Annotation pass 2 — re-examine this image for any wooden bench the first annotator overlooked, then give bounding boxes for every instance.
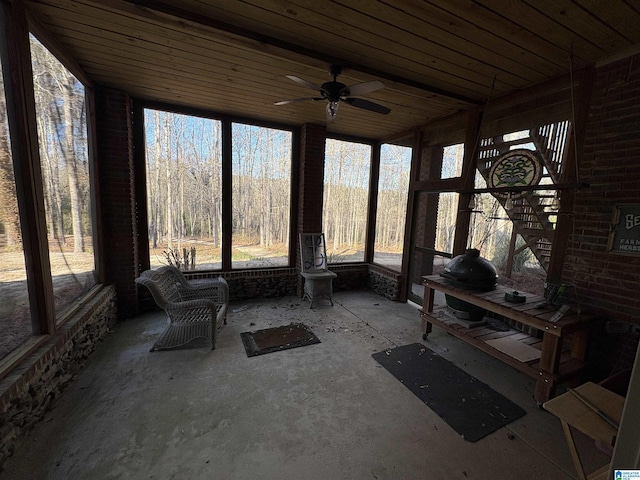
[420,275,593,404]
[136,266,229,351]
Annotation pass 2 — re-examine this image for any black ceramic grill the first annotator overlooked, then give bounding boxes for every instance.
[441,248,498,291]
[440,249,498,321]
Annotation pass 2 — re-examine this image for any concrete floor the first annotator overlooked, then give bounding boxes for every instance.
[1,290,610,479]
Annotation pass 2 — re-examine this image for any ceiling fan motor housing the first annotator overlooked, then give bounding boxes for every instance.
[321,81,347,101]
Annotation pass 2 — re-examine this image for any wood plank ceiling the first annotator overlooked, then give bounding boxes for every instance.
[25,0,640,140]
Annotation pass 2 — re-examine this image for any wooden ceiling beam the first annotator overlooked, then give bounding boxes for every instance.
[116,0,482,105]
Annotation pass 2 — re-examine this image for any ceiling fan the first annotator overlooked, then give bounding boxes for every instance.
[275,65,391,121]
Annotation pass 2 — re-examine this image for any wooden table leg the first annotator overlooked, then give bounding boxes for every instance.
[421,286,435,339]
[535,374,556,404]
[421,315,433,339]
[535,332,562,403]
[540,332,562,373]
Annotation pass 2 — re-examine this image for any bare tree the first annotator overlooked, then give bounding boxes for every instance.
[324,139,370,259]
[375,144,410,255]
[0,76,22,248]
[144,110,292,268]
[30,36,89,253]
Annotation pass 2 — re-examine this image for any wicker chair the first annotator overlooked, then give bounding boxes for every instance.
[299,233,337,308]
[135,266,229,351]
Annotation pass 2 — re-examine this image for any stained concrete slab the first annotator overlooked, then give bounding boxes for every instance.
[1,291,605,479]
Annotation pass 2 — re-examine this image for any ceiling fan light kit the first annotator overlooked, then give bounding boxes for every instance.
[326,101,339,121]
[275,64,390,121]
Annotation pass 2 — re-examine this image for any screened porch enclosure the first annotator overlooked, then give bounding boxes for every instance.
[143,109,293,271]
[137,105,415,277]
[406,94,576,305]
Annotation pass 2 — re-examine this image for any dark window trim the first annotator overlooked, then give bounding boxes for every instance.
[134,100,298,272]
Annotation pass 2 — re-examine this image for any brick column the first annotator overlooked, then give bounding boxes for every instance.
[296,124,327,294]
[298,123,327,234]
[94,87,139,318]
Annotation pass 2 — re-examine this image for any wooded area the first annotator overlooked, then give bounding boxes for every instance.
[31,35,92,255]
[0,64,21,249]
[0,54,32,360]
[146,111,223,253]
[373,144,412,267]
[323,139,370,261]
[0,36,94,268]
[232,124,291,254]
[30,35,96,314]
[145,112,413,270]
[145,110,293,269]
[1,34,96,358]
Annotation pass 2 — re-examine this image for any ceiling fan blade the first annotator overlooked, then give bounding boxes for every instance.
[274,97,323,105]
[344,97,391,114]
[340,80,385,97]
[286,75,326,93]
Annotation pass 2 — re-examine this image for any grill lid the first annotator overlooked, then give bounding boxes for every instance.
[440,248,498,291]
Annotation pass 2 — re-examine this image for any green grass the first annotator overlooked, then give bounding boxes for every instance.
[231,249,255,261]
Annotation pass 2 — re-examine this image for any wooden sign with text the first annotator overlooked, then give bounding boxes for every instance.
[608,204,640,255]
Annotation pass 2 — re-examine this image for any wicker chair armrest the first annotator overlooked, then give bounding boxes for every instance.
[179,277,229,304]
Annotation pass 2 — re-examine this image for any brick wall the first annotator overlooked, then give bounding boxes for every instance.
[0,286,117,468]
[563,54,640,377]
[297,123,327,236]
[95,87,139,318]
[331,263,369,292]
[297,124,327,296]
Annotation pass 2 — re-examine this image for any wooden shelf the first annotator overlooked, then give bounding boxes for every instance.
[421,307,584,383]
[420,275,594,403]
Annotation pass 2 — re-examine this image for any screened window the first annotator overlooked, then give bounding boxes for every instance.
[407,142,463,303]
[408,191,459,302]
[441,143,464,179]
[231,123,291,268]
[323,139,371,263]
[0,54,32,360]
[144,111,292,270]
[144,109,223,270]
[373,143,411,270]
[435,192,459,255]
[471,122,570,285]
[30,35,96,320]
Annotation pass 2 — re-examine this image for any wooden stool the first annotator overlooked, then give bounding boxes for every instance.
[544,382,624,480]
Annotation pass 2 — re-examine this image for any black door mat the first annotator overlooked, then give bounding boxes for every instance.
[240,323,320,357]
[372,343,526,442]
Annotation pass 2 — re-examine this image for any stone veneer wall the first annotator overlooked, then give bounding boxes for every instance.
[186,268,298,301]
[0,286,117,467]
[188,264,393,302]
[367,265,402,301]
[189,263,398,304]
